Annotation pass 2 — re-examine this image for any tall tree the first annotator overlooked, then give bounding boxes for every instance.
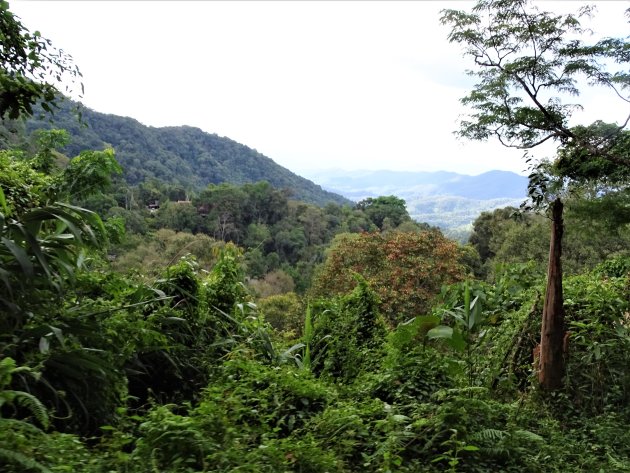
[441,0,629,389]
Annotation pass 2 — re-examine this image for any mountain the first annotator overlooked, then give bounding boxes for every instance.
[304,169,527,200]
[24,101,351,207]
[302,169,529,234]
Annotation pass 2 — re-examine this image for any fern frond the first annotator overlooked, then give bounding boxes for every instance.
[0,447,52,473]
[481,446,511,458]
[511,429,543,443]
[13,390,49,429]
[607,452,630,471]
[0,417,44,435]
[472,428,507,442]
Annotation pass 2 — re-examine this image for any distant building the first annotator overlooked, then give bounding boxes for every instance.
[147,200,160,213]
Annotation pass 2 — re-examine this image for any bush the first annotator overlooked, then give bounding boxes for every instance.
[130,358,335,472]
[562,272,630,413]
[257,292,305,337]
[310,276,387,382]
[370,317,456,408]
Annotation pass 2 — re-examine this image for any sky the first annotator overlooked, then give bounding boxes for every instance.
[9,1,630,177]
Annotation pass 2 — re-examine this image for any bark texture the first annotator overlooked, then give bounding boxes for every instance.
[539,198,565,390]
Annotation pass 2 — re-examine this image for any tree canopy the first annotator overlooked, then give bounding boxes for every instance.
[0,1,82,119]
[356,195,411,230]
[441,0,629,160]
[311,230,466,325]
[3,2,630,471]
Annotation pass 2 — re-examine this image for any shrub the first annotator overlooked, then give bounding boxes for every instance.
[310,276,387,382]
[257,292,305,337]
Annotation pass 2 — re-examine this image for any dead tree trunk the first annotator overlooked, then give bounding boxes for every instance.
[538,198,565,390]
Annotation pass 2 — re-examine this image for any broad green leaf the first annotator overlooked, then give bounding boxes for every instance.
[414,315,441,335]
[427,325,454,340]
[446,328,467,352]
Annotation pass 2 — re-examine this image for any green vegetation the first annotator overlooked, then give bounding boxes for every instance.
[442,0,629,389]
[23,100,350,207]
[1,0,630,471]
[0,0,82,121]
[474,204,630,275]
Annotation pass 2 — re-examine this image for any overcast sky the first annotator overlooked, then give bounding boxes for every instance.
[10,1,630,177]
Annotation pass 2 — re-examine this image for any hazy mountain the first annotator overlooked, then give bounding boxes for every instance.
[25,102,351,207]
[304,169,527,200]
[302,169,529,235]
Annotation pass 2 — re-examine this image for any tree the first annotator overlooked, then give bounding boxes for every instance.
[298,205,328,246]
[442,0,629,389]
[469,206,519,265]
[156,200,200,233]
[356,196,411,230]
[0,1,82,119]
[311,231,465,325]
[194,183,248,242]
[441,0,629,155]
[257,292,304,336]
[469,201,630,278]
[242,181,289,225]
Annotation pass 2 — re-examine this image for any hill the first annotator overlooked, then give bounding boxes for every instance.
[25,101,351,206]
[304,169,527,200]
[302,169,529,235]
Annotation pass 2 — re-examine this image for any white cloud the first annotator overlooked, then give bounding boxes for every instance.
[9,1,629,177]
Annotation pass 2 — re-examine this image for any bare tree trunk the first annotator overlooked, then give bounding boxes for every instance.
[539,198,565,390]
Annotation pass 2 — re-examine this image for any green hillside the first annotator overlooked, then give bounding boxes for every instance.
[25,100,350,206]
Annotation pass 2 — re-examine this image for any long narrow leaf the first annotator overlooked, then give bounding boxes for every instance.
[1,237,33,276]
[13,223,54,282]
[57,202,105,243]
[0,187,8,215]
[0,267,13,298]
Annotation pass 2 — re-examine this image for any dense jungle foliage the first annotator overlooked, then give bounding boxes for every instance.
[2,0,630,471]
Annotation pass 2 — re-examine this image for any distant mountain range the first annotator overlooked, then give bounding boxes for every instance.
[24,101,350,206]
[302,169,529,235]
[304,169,527,200]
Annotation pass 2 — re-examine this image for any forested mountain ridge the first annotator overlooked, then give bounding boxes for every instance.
[25,100,351,206]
